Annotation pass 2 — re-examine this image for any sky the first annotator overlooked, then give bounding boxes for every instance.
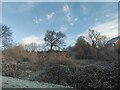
[2,2,118,46]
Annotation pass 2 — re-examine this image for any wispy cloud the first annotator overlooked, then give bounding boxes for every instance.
[63,4,69,13]
[63,4,78,26]
[33,12,55,24]
[81,4,87,14]
[105,14,110,17]
[46,12,55,20]
[59,26,68,32]
[78,18,118,40]
[91,19,118,38]
[33,16,43,24]
[22,35,44,45]
[78,9,118,39]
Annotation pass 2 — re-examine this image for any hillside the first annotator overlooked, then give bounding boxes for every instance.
[1,76,71,88]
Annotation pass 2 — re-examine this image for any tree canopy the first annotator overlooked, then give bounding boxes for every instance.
[44,30,66,51]
[0,25,13,47]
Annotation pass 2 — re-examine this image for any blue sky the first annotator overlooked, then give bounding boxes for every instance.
[2,2,118,46]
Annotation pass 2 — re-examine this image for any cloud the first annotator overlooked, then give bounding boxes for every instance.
[105,14,110,17]
[81,5,87,14]
[39,18,43,22]
[77,33,88,38]
[65,34,77,46]
[46,12,55,20]
[91,19,118,38]
[22,35,44,45]
[63,4,78,26]
[79,19,118,40]
[33,12,55,24]
[63,4,70,13]
[77,9,118,41]
[33,17,39,24]
[59,26,68,32]
[74,18,78,21]
[33,16,43,24]
[63,4,71,25]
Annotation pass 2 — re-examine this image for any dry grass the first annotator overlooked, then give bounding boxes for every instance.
[2,44,119,89]
[2,45,75,78]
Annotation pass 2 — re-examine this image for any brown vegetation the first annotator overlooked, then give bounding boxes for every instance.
[2,43,119,89]
[1,27,119,89]
[69,37,118,61]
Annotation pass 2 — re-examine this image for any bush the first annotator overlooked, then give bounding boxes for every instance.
[35,62,119,89]
[2,45,41,77]
[69,37,91,59]
[2,44,119,89]
[97,46,118,61]
[2,64,23,77]
[36,52,75,68]
[74,64,119,89]
[25,52,76,84]
[69,37,118,61]
[35,65,76,85]
[2,45,30,63]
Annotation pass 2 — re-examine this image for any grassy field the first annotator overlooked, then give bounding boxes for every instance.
[2,76,71,88]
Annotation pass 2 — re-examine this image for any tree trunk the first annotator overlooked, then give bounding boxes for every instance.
[50,40,53,51]
[50,45,53,51]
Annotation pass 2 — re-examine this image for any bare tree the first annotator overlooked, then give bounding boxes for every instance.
[24,43,37,52]
[89,29,101,47]
[0,25,12,47]
[44,30,66,51]
[89,29,108,47]
[98,35,108,47]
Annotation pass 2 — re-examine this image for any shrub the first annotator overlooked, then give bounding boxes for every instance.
[35,62,119,89]
[69,37,93,59]
[2,64,22,77]
[69,37,118,61]
[2,45,30,63]
[35,65,76,85]
[97,46,118,61]
[74,64,119,89]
